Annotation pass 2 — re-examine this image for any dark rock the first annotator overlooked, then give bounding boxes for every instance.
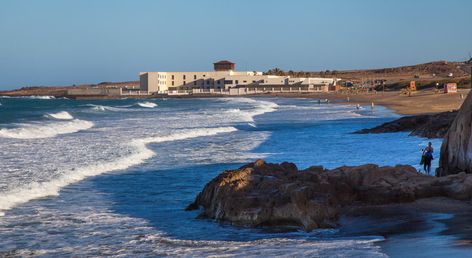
[187,160,472,231]
[438,92,472,176]
[354,111,457,138]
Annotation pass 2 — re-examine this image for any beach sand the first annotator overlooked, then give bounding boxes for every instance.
[267,89,469,115]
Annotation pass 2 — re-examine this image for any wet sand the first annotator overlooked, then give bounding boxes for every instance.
[339,197,472,257]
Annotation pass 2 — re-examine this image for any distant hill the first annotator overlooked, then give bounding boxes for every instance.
[266,60,471,90]
[0,81,139,97]
[1,60,470,96]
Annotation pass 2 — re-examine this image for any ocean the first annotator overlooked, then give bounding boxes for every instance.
[0,96,448,257]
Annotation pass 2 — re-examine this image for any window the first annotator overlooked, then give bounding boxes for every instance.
[172,81,174,86]
[224,80,233,84]
[183,75,186,79]
[172,75,174,79]
[194,75,197,79]
[252,80,256,83]
[206,80,210,85]
[203,75,206,77]
[183,81,186,85]
[235,80,239,84]
[194,81,197,86]
[217,81,220,85]
[243,80,247,83]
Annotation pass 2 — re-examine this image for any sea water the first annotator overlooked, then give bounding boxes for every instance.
[0,97,443,257]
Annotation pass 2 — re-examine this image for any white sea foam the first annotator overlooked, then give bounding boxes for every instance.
[24,95,56,99]
[0,95,55,99]
[137,102,158,108]
[86,104,128,112]
[45,111,74,120]
[222,98,279,122]
[141,235,387,257]
[0,119,94,139]
[0,126,237,213]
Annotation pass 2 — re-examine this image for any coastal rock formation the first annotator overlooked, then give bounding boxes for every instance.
[354,111,457,138]
[187,160,472,231]
[438,92,472,176]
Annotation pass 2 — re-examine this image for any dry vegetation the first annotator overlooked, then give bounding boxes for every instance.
[266,60,472,90]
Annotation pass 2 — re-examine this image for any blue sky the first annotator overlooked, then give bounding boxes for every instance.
[0,0,471,89]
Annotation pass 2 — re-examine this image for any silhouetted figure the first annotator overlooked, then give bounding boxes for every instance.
[422,142,434,175]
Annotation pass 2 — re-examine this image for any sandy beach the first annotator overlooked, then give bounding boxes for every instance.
[267,89,469,115]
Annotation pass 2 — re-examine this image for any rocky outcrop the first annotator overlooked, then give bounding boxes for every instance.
[187,160,472,231]
[354,111,457,138]
[438,92,472,176]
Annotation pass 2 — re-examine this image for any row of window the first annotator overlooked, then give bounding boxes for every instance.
[170,74,208,80]
[167,79,268,86]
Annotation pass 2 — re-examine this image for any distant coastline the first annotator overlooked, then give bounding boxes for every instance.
[1,60,470,115]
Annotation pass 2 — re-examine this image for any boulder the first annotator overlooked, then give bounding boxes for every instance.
[354,111,457,138]
[187,160,472,231]
[438,92,472,176]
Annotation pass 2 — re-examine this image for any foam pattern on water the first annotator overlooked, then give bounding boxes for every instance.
[0,97,410,257]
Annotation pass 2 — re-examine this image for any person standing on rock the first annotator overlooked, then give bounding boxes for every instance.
[423,142,434,174]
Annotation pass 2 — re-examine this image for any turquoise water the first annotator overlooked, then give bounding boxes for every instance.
[0,96,446,257]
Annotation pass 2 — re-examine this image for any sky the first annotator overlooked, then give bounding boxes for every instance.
[0,0,471,89]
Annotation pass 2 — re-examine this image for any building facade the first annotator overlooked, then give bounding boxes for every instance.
[139,61,340,94]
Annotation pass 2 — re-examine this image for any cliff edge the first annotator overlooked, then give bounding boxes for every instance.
[438,91,472,176]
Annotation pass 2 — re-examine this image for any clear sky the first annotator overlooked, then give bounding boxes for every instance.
[0,0,471,89]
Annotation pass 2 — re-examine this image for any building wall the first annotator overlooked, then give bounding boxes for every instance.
[214,62,234,71]
[139,73,148,92]
[165,71,228,90]
[140,72,167,93]
[140,70,339,93]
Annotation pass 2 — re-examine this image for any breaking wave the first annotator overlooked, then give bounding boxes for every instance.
[137,102,158,108]
[0,96,55,99]
[86,104,128,112]
[0,119,94,139]
[222,98,279,122]
[45,111,74,120]
[0,126,237,213]
[20,95,56,100]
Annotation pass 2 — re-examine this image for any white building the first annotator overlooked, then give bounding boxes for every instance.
[139,61,340,94]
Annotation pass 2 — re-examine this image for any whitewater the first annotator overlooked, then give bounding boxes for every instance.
[0,97,445,257]
[0,118,93,139]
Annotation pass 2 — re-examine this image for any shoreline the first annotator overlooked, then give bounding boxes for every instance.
[65,88,472,116]
[263,89,468,115]
[2,89,468,116]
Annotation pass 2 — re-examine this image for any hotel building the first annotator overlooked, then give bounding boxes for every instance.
[139,61,340,94]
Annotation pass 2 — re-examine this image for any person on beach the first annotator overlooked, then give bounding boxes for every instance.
[422,142,434,174]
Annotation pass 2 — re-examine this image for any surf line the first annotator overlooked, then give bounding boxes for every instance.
[0,127,237,215]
